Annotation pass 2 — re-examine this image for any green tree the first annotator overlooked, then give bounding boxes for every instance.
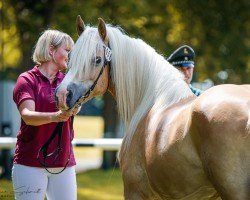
[8,0,57,70]
[2,0,249,83]
[167,0,250,83]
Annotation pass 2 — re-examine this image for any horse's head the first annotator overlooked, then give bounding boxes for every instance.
[55,16,113,111]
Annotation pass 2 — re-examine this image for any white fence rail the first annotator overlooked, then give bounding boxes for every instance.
[0,137,122,150]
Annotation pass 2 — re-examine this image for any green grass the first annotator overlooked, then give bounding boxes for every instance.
[77,169,123,200]
[0,178,14,199]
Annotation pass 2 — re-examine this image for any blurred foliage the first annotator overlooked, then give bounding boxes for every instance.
[0,0,249,83]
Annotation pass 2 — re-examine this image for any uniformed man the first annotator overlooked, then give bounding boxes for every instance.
[167,45,202,96]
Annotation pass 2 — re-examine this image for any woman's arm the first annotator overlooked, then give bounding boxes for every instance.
[19,100,73,126]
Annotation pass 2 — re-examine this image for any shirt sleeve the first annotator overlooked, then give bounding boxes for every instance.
[189,84,203,96]
[13,74,36,108]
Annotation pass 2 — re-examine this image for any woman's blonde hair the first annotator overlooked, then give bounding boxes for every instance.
[32,29,74,65]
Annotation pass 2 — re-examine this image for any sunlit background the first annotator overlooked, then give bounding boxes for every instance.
[0,0,249,199]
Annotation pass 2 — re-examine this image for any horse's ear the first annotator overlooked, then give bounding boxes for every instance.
[98,18,107,42]
[76,15,85,36]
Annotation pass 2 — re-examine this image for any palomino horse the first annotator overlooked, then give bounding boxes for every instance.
[56,16,250,199]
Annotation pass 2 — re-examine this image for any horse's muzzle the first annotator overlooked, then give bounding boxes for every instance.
[65,82,89,109]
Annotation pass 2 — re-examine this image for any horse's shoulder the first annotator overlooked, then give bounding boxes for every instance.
[158,97,194,126]
[149,98,195,144]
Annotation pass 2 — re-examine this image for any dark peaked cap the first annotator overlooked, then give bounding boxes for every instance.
[167,45,195,67]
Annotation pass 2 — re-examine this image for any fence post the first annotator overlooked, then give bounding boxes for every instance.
[0,122,12,179]
[0,81,20,180]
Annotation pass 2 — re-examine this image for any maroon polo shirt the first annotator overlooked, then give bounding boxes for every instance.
[13,66,76,168]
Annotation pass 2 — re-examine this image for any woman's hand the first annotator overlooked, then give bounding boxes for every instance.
[53,110,74,122]
[18,100,78,125]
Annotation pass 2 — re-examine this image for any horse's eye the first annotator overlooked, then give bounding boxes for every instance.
[95,57,102,65]
[91,56,102,66]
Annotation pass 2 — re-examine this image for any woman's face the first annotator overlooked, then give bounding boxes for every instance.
[52,43,71,70]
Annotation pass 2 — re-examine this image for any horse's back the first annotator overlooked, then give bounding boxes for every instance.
[191,84,250,199]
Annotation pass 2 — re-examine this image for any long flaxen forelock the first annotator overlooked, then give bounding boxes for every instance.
[67,26,105,83]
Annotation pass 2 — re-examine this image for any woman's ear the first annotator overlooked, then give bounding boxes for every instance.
[49,45,54,55]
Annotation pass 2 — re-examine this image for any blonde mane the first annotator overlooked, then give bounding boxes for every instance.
[68,24,193,149]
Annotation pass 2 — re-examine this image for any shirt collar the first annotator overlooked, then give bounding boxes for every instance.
[32,65,65,81]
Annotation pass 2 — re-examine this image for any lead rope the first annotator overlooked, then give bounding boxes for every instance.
[37,118,74,174]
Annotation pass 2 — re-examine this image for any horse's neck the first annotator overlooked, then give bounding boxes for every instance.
[119,69,193,151]
[113,36,193,150]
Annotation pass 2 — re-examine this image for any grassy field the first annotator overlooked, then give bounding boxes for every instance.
[77,169,123,200]
[0,116,124,200]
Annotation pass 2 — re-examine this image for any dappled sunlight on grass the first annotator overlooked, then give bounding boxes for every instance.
[0,179,14,199]
[77,169,123,200]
